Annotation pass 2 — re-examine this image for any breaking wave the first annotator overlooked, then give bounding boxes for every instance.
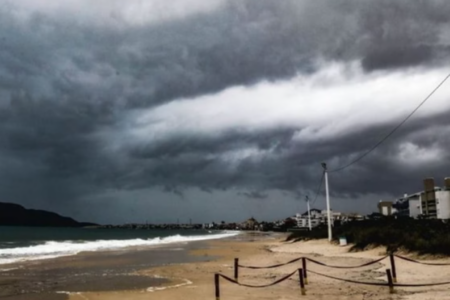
[0,231,239,265]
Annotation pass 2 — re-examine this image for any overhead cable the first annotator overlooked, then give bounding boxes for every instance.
[330,73,450,173]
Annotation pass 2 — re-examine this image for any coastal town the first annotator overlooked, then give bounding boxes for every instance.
[97,176,450,232]
[96,209,364,231]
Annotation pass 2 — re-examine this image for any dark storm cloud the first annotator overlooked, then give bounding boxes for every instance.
[354,0,450,70]
[309,111,450,197]
[95,107,450,200]
[127,127,295,160]
[239,191,268,199]
[1,0,450,219]
[2,0,449,107]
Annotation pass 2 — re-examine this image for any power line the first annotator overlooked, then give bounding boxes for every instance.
[310,171,325,206]
[330,72,450,173]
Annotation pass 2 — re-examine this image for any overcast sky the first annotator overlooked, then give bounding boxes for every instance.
[1,0,450,224]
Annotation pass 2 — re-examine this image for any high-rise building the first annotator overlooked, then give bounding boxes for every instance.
[421,178,437,218]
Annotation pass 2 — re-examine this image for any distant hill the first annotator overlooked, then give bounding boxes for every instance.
[0,202,97,227]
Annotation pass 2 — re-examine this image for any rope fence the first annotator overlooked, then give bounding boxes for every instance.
[218,270,298,288]
[237,257,303,269]
[306,255,388,269]
[394,254,450,266]
[308,269,450,287]
[215,268,306,299]
[307,269,389,286]
[234,255,389,281]
[215,254,450,298]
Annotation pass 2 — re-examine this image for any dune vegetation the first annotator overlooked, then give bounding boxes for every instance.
[287,218,450,255]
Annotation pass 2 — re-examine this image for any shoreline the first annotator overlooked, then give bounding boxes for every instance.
[0,238,227,299]
[0,231,278,299]
[0,229,242,267]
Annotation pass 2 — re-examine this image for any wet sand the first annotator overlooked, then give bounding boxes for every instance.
[0,240,212,299]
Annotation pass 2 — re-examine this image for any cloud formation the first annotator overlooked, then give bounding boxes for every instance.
[1,0,450,222]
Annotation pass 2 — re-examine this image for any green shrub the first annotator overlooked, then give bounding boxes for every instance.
[286,218,450,255]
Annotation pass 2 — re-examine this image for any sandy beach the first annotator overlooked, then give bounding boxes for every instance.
[74,235,450,300]
[3,233,450,300]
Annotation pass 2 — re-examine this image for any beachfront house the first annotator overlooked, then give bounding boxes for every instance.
[241,217,259,230]
[293,209,355,229]
[294,209,321,229]
[296,217,321,228]
[320,210,345,225]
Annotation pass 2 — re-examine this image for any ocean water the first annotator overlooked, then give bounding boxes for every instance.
[0,226,239,265]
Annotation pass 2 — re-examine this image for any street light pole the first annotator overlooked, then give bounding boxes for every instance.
[306,196,312,231]
[322,162,332,242]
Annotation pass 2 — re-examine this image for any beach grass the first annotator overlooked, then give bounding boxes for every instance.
[287,218,450,255]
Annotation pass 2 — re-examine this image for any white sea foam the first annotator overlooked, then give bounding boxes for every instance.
[147,278,193,292]
[0,267,19,272]
[0,231,239,265]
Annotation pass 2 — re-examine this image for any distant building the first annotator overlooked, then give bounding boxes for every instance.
[294,209,321,229]
[378,201,394,216]
[321,210,346,224]
[389,177,450,219]
[346,213,364,221]
[391,193,421,218]
[293,208,353,229]
[427,178,450,219]
[241,217,259,230]
[422,177,438,217]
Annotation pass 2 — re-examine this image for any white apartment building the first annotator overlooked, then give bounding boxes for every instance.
[391,177,450,219]
[436,189,450,219]
[392,193,421,218]
[294,209,350,229]
[295,216,321,228]
[294,209,322,229]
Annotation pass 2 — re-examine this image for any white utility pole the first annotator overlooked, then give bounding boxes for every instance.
[306,195,312,231]
[322,162,332,242]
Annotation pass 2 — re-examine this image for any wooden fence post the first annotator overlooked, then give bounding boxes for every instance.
[302,257,308,284]
[386,269,394,294]
[215,273,220,300]
[389,253,397,283]
[234,258,239,280]
[298,268,306,295]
